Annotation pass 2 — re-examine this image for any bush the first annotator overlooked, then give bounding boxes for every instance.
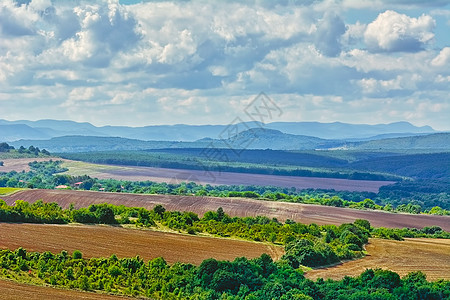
[72,250,83,259]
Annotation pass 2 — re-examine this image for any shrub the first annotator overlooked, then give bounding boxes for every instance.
[72,250,83,259]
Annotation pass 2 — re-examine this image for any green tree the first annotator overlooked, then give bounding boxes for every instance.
[217,207,225,221]
[72,250,83,259]
[153,204,166,217]
[96,206,116,224]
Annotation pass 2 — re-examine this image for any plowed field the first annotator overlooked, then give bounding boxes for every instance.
[3,189,450,230]
[0,223,283,264]
[0,280,129,300]
[305,238,450,281]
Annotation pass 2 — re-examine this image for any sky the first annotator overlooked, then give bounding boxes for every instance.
[0,0,449,130]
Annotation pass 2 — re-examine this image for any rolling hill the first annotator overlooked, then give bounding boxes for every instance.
[348,132,450,150]
[7,130,450,153]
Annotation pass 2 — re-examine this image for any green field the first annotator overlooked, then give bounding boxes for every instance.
[0,187,25,196]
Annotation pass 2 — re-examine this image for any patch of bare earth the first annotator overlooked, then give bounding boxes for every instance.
[0,223,283,265]
[0,158,61,173]
[305,238,450,281]
[3,189,450,231]
[72,164,394,193]
[0,280,130,300]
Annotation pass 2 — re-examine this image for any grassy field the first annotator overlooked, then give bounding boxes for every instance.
[3,189,450,230]
[305,238,450,281]
[61,160,124,177]
[0,187,24,196]
[0,223,283,265]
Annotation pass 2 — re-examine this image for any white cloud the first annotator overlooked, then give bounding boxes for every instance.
[431,47,450,67]
[0,0,449,130]
[355,74,422,96]
[364,10,435,52]
[341,22,366,47]
[314,12,346,57]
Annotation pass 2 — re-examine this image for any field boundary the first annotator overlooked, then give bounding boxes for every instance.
[0,187,26,196]
[3,189,449,230]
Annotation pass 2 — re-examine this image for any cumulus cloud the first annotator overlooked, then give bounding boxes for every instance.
[431,47,450,67]
[0,1,37,37]
[364,10,435,52]
[0,0,449,130]
[314,12,346,57]
[58,2,141,67]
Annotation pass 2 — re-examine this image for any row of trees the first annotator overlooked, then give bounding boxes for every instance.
[1,199,448,262]
[0,143,14,152]
[0,142,50,156]
[60,150,400,181]
[1,160,449,215]
[0,247,449,299]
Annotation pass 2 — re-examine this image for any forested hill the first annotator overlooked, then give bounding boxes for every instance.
[8,131,450,153]
[9,136,200,152]
[348,132,450,150]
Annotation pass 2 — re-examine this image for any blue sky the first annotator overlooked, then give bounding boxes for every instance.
[1,0,449,130]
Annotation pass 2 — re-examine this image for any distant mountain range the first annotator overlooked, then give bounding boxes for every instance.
[5,129,450,153]
[0,119,438,142]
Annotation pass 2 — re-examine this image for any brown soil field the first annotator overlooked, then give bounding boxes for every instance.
[3,189,450,231]
[306,238,450,281]
[0,158,62,173]
[99,165,394,193]
[0,279,129,300]
[0,223,283,264]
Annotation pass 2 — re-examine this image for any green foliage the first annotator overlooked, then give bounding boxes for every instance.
[372,226,450,240]
[2,160,449,214]
[0,143,14,153]
[0,187,23,195]
[354,219,371,231]
[72,250,82,259]
[1,197,448,271]
[0,248,448,300]
[60,149,400,181]
[0,143,50,158]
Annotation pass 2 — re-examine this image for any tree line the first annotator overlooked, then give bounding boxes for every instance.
[0,200,448,258]
[0,246,449,299]
[1,160,449,215]
[59,150,400,181]
[0,142,50,156]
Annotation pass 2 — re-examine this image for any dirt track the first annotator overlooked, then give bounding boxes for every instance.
[0,280,129,300]
[306,238,450,281]
[0,223,282,265]
[3,189,450,231]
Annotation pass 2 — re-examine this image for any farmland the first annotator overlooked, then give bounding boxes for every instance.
[0,158,61,173]
[0,280,128,300]
[3,189,450,230]
[60,160,395,193]
[0,187,24,196]
[1,157,395,192]
[0,223,283,265]
[305,238,450,281]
